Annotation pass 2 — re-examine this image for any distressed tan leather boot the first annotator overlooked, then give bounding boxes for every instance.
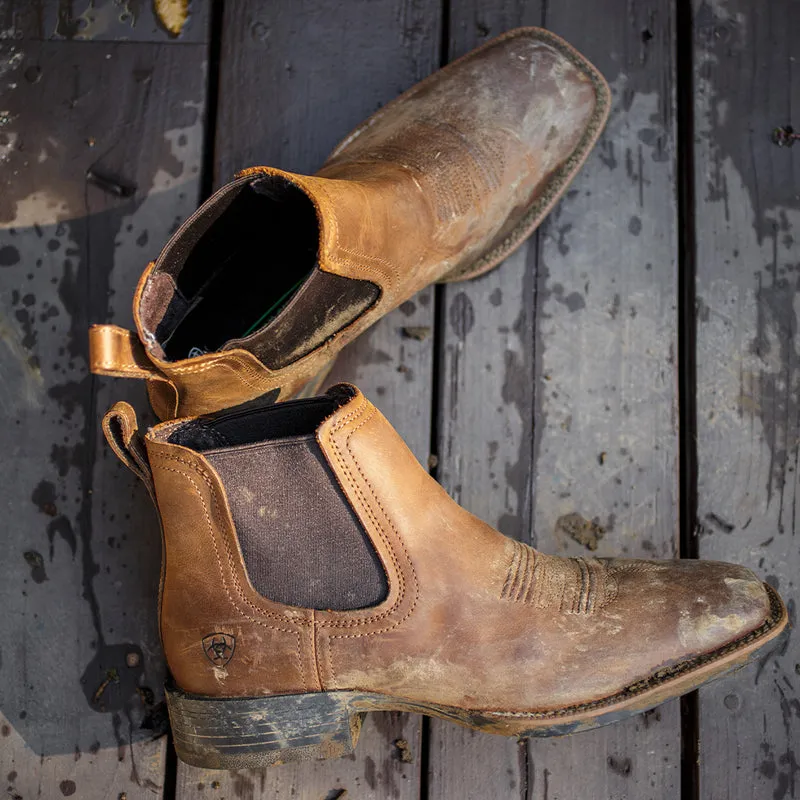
[89,28,610,420]
[104,385,787,770]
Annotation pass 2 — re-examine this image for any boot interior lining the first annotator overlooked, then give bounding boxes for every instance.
[144,175,381,368]
[155,176,319,361]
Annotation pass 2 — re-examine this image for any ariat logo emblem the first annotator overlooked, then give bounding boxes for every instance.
[202,632,236,667]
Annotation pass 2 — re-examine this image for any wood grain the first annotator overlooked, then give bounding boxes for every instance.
[175,1,441,797]
[0,35,207,800]
[431,1,682,797]
[691,1,800,798]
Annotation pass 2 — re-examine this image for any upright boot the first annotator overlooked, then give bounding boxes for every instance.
[104,385,787,770]
[90,28,610,419]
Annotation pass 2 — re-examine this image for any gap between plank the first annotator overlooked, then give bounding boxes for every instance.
[676,0,700,798]
[201,0,225,198]
[421,1,451,797]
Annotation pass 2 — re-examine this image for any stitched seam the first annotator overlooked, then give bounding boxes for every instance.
[152,457,306,689]
[167,355,267,388]
[499,541,520,599]
[335,245,395,273]
[326,633,337,688]
[93,362,154,375]
[311,610,324,692]
[151,455,311,624]
[520,549,537,604]
[311,180,397,294]
[318,403,408,628]
[321,403,420,644]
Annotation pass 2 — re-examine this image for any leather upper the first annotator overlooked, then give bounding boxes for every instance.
[135,388,781,714]
[90,27,610,419]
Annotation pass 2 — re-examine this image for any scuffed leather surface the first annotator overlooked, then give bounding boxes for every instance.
[144,388,778,713]
[96,27,609,419]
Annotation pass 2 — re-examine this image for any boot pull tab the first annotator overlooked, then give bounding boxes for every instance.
[102,401,156,500]
[89,325,179,420]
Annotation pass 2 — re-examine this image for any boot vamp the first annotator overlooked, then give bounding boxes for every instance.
[319,29,601,271]
[333,546,772,712]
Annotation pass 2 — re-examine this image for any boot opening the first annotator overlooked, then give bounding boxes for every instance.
[150,176,318,361]
[140,175,380,367]
[164,389,354,450]
[160,386,388,611]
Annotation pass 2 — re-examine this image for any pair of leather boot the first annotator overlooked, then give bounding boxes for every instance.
[91,29,787,769]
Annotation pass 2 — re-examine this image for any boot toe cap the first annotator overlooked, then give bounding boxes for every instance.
[608,557,777,666]
[670,561,773,656]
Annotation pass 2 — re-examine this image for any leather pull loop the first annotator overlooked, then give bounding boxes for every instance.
[89,325,180,420]
[102,401,156,500]
[89,324,162,379]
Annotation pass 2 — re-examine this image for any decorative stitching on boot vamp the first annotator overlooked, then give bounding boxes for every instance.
[500,541,618,613]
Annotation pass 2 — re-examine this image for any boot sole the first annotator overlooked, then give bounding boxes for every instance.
[167,583,786,770]
[438,28,611,284]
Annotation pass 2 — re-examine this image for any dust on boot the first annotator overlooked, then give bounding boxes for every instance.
[89,28,610,419]
[103,385,787,770]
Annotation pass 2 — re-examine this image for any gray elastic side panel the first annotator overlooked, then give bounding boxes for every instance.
[204,435,387,611]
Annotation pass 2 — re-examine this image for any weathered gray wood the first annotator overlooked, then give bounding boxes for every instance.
[692,2,800,798]
[0,34,206,800]
[176,2,440,796]
[428,6,541,794]
[431,2,681,797]
[0,0,209,42]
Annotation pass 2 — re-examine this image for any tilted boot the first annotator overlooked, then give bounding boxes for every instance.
[89,28,610,420]
[103,385,787,770]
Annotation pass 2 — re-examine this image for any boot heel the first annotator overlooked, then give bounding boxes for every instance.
[166,685,363,769]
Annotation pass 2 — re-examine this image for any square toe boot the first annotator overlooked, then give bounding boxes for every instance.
[89,28,610,420]
[103,385,787,770]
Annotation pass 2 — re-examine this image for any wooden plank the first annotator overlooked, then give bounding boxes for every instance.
[0,0,210,42]
[691,1,800,798]
[428,13,542,798]
[0,33,207,800]
[176,2,441,797]
[431,2,681,798]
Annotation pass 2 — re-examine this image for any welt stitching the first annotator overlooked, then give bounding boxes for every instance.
[151,457,306,689]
